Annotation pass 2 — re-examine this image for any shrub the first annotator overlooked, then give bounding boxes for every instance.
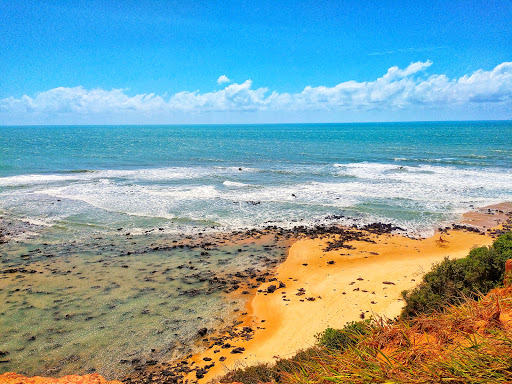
[220,362,279,384]
[401,233,512,318]
[315,320,372,350]
[493,232,512,258]
[220,347,322,384]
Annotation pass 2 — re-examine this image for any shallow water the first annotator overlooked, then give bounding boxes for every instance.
[0,223,290,378]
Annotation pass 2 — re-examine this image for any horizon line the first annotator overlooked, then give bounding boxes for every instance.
[1,118,511,128]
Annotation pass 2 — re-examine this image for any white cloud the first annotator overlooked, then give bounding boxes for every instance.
[280,61,512,110]
[1,86,167,114]
[368,46,446,56]
[1,61,511,123]
[217,75,231,84]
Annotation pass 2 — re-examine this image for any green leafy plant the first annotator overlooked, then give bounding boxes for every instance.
[315,320,372,350]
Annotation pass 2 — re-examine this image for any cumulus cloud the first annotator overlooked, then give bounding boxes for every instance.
[169,80,273,111]
[0,87,167,114]
[1,61,511,122]
[217,75,231,84]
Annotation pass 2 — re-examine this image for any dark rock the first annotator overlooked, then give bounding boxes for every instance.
[266,284,277,293]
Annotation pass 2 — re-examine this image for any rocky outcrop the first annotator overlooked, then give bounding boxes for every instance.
[0,372,122,384]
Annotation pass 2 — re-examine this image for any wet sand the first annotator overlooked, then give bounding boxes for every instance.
[462,202,512,229]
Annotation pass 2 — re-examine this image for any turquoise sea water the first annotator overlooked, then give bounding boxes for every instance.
[1,121,512,236]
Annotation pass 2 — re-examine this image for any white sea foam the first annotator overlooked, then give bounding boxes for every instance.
[1,162,511,234]
[34,183,220,220]
[333,162,512,189]
[0,173,87,186]
[223,180,253,188]
[213,166,259,173]
[0,166,255,187]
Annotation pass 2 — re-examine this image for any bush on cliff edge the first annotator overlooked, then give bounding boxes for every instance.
[401,232,512,318]
[315,320,372,350]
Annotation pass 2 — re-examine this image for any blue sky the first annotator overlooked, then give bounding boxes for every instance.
[1,0,511,124]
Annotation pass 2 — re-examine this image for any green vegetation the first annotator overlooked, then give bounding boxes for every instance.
[222,321,373,383]
[278,293,512,383]
[220,347,325,384]
[220,232,512,384]
[315,320,372,350]
[401,232,512,318]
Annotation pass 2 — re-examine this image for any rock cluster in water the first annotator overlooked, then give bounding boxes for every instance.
[123,322,256,384]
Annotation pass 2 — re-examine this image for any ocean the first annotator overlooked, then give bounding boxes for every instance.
[1,121,512,236]
[1,121,511,379]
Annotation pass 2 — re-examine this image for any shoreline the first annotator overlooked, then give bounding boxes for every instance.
[0,224,296,380]
[185,203,512,383]
[2,203,511,384]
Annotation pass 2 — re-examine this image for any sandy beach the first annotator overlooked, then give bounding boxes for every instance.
[176,203,511,383]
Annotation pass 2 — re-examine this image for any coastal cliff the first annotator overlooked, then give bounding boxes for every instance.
[0,373,122,384]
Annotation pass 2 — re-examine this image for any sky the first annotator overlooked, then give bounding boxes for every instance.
[1,0,511,124]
